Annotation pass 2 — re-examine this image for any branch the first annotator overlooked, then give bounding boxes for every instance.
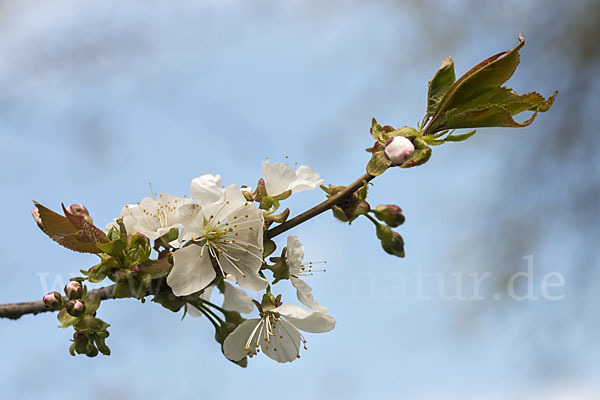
[0,285,116,320]
[266,172,374,239]
[0,171,375,320]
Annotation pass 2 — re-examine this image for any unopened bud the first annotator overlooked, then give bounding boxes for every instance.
[65,299,86,317]
[344,200,371,220]
[68,204,93,224]
[384,136,415,164]
[43,291,64,311]
[64,281,83,299]
[381,230,405,258]
[373,204,405,227]
[324,185,346,197]
[69,204,89,216]
[376,224,405,257]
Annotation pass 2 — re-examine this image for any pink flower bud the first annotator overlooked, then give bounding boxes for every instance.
[384,136,415,164]
[65,299,86,317]
[43,291,64,311]
[373,204,405,227]
[64,281,83,300]
[68,204,93,224]
[68,204,89,216]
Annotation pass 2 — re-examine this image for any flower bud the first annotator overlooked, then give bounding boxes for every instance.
[43,291,64,311]
[323,184,346,197]
[375,224,405,257]
[65,299,86,317]
[384,136,415,164]
[373,204,405,227]
[68,204,93,224]
[344,200,371,221]
[64,280,83,299]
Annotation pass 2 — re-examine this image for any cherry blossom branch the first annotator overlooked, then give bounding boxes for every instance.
[0,285,116,320]
[0,172,375,320]
[266,172,374,239]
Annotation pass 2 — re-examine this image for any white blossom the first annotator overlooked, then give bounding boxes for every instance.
[286,235,328,312]
[262,161,323,197]
[167,185,267,296]
[106,194,188,243]
[223,303,335,363]
[190,174,226,204]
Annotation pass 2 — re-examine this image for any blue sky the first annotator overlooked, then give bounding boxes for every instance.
[1,1,597,399]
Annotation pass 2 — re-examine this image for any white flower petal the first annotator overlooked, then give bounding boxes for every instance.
[190,174,224,204]
[262,161,297,196]
[261,318,302,363]
[168,244,216,296]
[274,304,336,333]
[286,235,304,272]
[222,281,254,314]
[219,246,268,291]
[290,165,323,193]
[223,318,261,362]
[126,195,185,240]
[290,277,328,313]
[262,161,323,196]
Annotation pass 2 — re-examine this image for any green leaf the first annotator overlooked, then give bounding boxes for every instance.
[94,335,111,355]
[86,257,121,283]
[443,92,557,129]
[79,315,110,332]
[331,205,349,222]
[369,118,384,142]
[445,130,477,142]
[96,238,127,256]
[57,309,79,328]
[427,56,456,117]
[366,151,392,176]
[84,293,101,314]
[424,35,557,135]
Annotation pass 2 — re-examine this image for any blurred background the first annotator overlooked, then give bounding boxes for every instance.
[1,0,598,399]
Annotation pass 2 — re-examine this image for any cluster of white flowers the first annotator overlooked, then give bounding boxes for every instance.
[106,161,335,363]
